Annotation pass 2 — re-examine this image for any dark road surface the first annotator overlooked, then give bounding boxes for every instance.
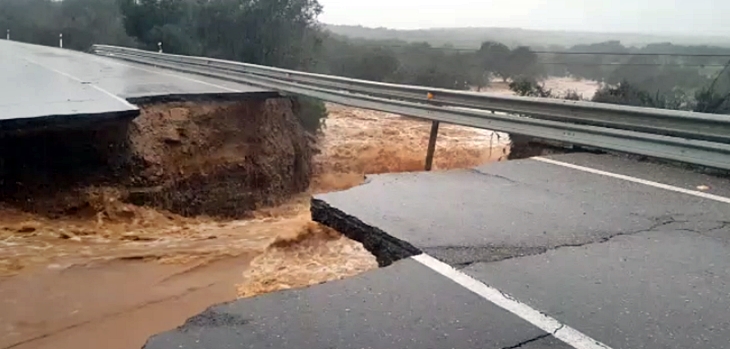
[146,153,730,349]
[145,259,571,349]
[0,39,272,130]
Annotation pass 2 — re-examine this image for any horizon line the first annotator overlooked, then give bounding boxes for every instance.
[321,22,730,38]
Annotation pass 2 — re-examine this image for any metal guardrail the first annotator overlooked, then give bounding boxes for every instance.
[93,45,730,143]
[92,44,730,171]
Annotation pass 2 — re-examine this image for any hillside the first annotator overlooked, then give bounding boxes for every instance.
[324,24,730,49]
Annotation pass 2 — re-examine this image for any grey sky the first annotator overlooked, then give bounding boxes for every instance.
[318,0,730,35]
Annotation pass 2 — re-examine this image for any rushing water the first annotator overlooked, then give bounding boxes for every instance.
[0,103,510,349]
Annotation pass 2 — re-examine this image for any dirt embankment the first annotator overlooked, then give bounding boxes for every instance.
[125,100,312,217]
[0,99,312,219]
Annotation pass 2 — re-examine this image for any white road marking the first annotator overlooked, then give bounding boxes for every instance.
[532,156,730,204]
[90,54,241,92]
[22,57,137,108]
[413,253,613,349]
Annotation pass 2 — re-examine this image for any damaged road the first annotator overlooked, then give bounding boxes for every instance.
[143,258,573,349]
[146,152,730,349]
[308,153,730,349]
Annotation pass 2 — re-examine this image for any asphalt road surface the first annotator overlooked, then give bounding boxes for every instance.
[145,152,730,349]
[145,258,572,349]
[315,153,730,349]
[0,39,272,129]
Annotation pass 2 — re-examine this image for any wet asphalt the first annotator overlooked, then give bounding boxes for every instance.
[0,39,273,130]
[146,153,730,349]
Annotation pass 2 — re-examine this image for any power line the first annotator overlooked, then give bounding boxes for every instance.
[325,52,727,67]
[536,62,728,67]
[532,51,730,57]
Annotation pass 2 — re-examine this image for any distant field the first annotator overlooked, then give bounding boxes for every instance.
[325,24,730,49]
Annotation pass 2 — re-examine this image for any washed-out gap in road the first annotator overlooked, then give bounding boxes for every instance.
[0,99,508,349]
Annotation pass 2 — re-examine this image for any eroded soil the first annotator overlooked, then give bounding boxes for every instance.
[0,100,508,349]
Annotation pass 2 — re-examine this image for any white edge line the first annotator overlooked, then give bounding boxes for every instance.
[22,57,137,108]
[90,53,241,93]
[532,156,730,204]
[413,254,612,349]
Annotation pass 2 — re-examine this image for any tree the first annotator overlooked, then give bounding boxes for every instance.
[504,46,542,81]
[591,80,685,110]
[476,43,542,82]
[694,63,730,114]
[0,0,134,50]
[118,0,323,69]
[509,78,553,97]
[324,42,398,81]
[563,41,629,81]
[476,41,511,82]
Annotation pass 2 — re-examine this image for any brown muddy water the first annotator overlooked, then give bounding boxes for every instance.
[0,103,509,349]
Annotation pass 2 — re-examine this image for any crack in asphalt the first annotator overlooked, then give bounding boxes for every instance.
[706,221,730,233]
[431,217,729,268]
[500,333,552,349]
[314,194,730,271]
[469,168,519,184]
[548,219,683,249]
[553,323,565,335]
[499,289,516,302]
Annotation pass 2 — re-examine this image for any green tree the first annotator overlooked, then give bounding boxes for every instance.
[563,41,629,81]
[476,41,511,82]
[0,0,134,50]
[505,46,542,81]
[592,80,685,109]
[508,78,553,97]
[118,0,323,69]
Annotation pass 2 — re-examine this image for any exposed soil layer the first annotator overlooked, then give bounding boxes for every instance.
[0,98,312,218]
[126,99,311,217]
[0,101,508,349]
[0,121,132,214]
[0,102,509,277]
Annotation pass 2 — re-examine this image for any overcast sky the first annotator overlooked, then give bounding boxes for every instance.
[318,0,730,35]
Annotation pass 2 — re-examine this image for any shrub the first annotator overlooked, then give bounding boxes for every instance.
[292,96,328,134]
[508,78,553,98]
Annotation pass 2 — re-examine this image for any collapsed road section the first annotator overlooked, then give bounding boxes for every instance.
[0,39,291,218]
[0,40,320,349]
[2,40,515,349]
[141,152,730,349]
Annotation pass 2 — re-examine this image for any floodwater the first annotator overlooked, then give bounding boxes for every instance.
[483,77,601,99]
[0,103,509,349]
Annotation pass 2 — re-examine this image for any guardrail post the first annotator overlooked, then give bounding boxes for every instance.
[425,121,440,171]
[59,33,63,48]
[6,29,9,40]
[158,42,163,53]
